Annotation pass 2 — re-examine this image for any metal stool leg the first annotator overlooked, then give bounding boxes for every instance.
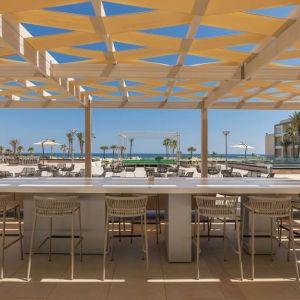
[241,205,246,253]
[196,211,200,280]
[289,214,299,281]
[27,214,38,281]
[48,217,52,262]
[155,197,159,244]
[144,212,149,276]
[78,208,83,262]
[251,211,255,280]
[270,218,274,261]
[141,215,145,260]
[102,213,109,281]
[236,216,243,281]
[110,217,114,261]
[130,217,134,244]
[1,208,6,279]
[17,205,23,260]
[70,212,74,280]
[223,218,227,261]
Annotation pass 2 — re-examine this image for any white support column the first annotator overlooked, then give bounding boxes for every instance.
[85,100,92,178]
[201,108,208,178]
[166,194,192,262]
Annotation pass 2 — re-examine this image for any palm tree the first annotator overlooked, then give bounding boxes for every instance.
[66,129,76,158]
[17,145,24,156]
[170,139,177,162]
[28,147,34,155]
[163,138,171,158]
[119,146,126,159]
[0,146,3,155]
[110,145,118,159]
[187,146,196,159]
[60,144,68,157]
[129,138,134,159]
[285,125,297,159]
[9,139,19,159]
[76,132,85,158]
[100,145,108,159]
[289,111,300,157]
[280,138,291,160]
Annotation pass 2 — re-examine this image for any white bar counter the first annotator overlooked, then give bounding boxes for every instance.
[0,177,300,261]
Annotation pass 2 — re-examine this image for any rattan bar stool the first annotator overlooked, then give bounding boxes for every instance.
[194,195,243,280]
[242,195,299,280]
[0,194,23,279]
[27,195,83,280]
[103,194,148,280]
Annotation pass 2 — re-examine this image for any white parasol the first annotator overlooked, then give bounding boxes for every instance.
[232,142,254,159]
[34,139,61,164]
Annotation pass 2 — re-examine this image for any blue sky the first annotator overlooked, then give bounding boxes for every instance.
[1,3,297,155]
[0,109,293,155]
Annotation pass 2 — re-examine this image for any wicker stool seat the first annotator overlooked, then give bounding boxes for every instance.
[242,195,299,280]
[194,195,243,280]
[103,194,148,280]
[27,195,83,280]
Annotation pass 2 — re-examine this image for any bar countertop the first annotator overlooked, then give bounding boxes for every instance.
[0,177,300,194]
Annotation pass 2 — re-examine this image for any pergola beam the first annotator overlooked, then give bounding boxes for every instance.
[204,7,300,108]
[1,64,300,81]
[0,14,86,106]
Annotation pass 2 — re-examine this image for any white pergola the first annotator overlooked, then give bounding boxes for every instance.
[1,1,300,176]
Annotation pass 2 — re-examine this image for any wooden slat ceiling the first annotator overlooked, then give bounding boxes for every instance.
[1,0,300,109]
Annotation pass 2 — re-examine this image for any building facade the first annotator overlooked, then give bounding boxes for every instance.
[272,119,298,158]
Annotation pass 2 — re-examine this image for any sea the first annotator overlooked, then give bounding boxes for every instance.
[35,153,261,160]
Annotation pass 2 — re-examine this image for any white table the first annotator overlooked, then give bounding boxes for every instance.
[0,177,299,261]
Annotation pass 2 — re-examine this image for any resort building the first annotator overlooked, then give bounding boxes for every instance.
[267,119,299,158]
[265,133,274,157]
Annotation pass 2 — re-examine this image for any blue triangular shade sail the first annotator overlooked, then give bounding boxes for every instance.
[262,88,280,94]
[46,2,95,16]
[5,55,26,62]
[4,81,23,87]
[103,1,152,16]
[141,24,189,38]
[22,23,72,37]
[75,42,107,51]
[184,54,219,65]
[193,91,208,97]
[114,42,144,51]
[273,58,300,67]
[142,54,179,65]
[196,25,241,39]
[227,44,257,53]
[48,51,89,63]
[128,91,144,96]
[125,80,143,86]
[172,86,189,93]
[249,5,297,18]
[99,81,120,87]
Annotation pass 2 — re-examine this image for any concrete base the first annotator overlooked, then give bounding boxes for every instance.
[166,194,192,262]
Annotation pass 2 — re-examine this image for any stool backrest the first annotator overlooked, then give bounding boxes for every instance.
[248,195,291,217]
[195,195,238,217]
[105,195,148,217]
[33,195,79,215]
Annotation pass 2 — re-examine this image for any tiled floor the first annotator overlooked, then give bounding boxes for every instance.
[1,223,300,300]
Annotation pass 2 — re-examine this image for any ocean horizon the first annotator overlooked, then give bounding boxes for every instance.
[32,152,263,159]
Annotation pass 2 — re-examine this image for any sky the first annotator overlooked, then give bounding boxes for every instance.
[0,109,293,155]
[0,2,298,155]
